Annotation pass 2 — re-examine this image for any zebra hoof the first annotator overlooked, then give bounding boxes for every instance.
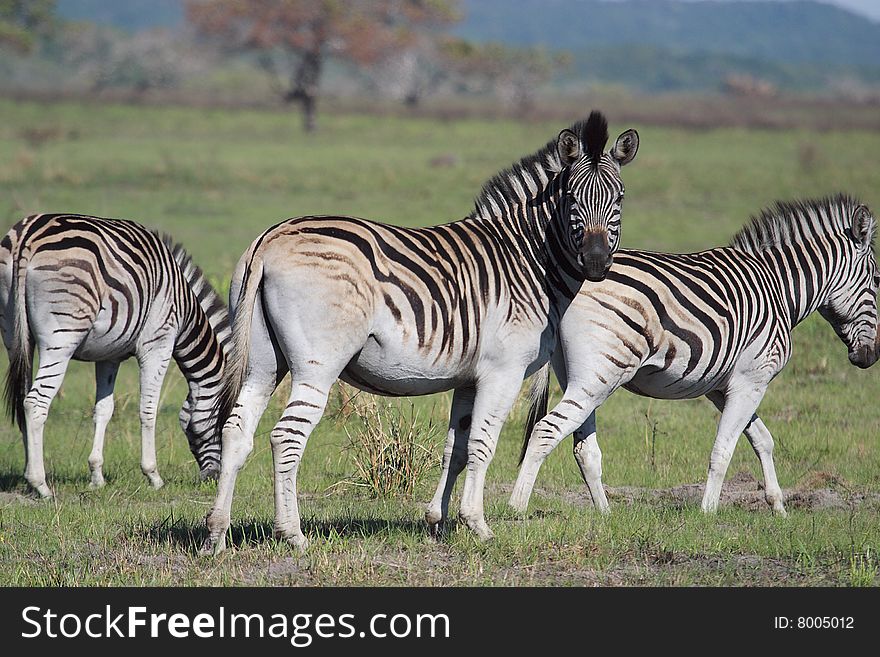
[771,503,788,517]
[274,525,309,551]
[29,482,53,499]
[278,533,309,552]
[426,519,449,541]
[88,477,106,490]
[425,506,448,538]
[459,513,495,542]
[508,497,529,515]
[200,534,226,556]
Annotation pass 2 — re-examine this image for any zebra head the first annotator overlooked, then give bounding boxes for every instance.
[819,203,879,369]
[557,111,639,282]
[179,396,221,480]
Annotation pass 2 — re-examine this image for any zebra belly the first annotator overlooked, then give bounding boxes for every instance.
[624,365,728,400]
[72,301,163,362]
[73,335,136,362]
[341,337,466,396]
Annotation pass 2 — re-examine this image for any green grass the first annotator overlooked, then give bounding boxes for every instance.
[1,98,879,586]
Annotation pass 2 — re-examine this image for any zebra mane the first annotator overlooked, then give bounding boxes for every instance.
[159,234,232,350]
[730,194,872,254]
[471,113,607,221]
[583,110,609,170]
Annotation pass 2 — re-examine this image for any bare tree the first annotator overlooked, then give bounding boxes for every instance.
[187,0,458,132]
[368,2,460,107]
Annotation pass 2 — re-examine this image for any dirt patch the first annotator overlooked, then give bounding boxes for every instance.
[491,550,821,586]
[501,471,880,513]
[134,554,194,576]
[0,491,39,506]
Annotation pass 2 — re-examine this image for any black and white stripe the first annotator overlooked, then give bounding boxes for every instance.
[0,213,229,497]
[202,111,640,553]
[512,194,878,516]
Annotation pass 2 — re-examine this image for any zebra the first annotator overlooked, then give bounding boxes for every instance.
[201,111,640,554]
[0,213,230,498]
[510,194,878,517]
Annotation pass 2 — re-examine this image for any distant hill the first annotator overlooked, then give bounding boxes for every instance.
[455,0,880,91]
[456,0,880,66]
[55,0,880,91]
[57,0,183,31]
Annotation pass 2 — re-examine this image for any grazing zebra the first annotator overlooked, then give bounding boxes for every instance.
[201,111,640,554]
[511,194,878,516]
[0,214,230,498]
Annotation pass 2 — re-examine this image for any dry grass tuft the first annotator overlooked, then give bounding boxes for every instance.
[339,397,440,499]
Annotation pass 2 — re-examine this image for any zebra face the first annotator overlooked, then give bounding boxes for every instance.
[819,205,878,369]
[558,125,639,282]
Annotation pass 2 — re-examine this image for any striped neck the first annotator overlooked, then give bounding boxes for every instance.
[165,239,231,352]
[752,238,844,328]
[467,155,584,301]
[730,194,864,329]
[164,239,229,419]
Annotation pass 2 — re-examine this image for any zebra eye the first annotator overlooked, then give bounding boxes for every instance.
[873,274,880,287]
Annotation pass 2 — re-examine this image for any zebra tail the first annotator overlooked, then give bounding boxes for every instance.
[519,362,551,465]
[213,248,264,440]
[4,244,33,432]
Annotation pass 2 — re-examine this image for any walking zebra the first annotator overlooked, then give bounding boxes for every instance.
[201,111,640,553]
[511,194,878,516]
[0,214,230,497]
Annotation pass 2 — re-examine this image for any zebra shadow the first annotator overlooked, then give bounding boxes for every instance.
[0,470,117,494]
[143,516,431,554]
[0,471,36,498]
[0,472,24,491]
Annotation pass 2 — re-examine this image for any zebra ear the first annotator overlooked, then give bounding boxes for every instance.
[851,204,875,248]
[557,129,582,166]
[611,129,639,167]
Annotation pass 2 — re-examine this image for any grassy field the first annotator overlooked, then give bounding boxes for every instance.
[1,98,879,586]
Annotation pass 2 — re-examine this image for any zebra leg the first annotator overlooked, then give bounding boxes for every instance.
[701,386,766,513]
[510,390,601,513]
[425,386,476,536]
[458,374,525,540]
[571,411,610,512]
[270,378,334,551]
[706,391,785,515]
[23,344,78,498]
[744,418,787,516]
[202,376,275,556]
[136,348,174,489]
[88,361,120,489]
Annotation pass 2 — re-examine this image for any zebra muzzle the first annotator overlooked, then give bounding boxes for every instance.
[199,464,221,482]
[580,232,612,282]
[849,343,878,369]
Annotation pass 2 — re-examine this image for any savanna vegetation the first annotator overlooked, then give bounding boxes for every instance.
[0,98,878,585]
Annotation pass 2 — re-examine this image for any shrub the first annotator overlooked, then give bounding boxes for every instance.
[340,397,440,499]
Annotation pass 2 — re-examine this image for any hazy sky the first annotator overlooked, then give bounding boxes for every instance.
[672,0,880,22]
[813,0,880,21]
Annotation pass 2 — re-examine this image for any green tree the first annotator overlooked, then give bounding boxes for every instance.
[0,0,56,53]
[441,39,571,114]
